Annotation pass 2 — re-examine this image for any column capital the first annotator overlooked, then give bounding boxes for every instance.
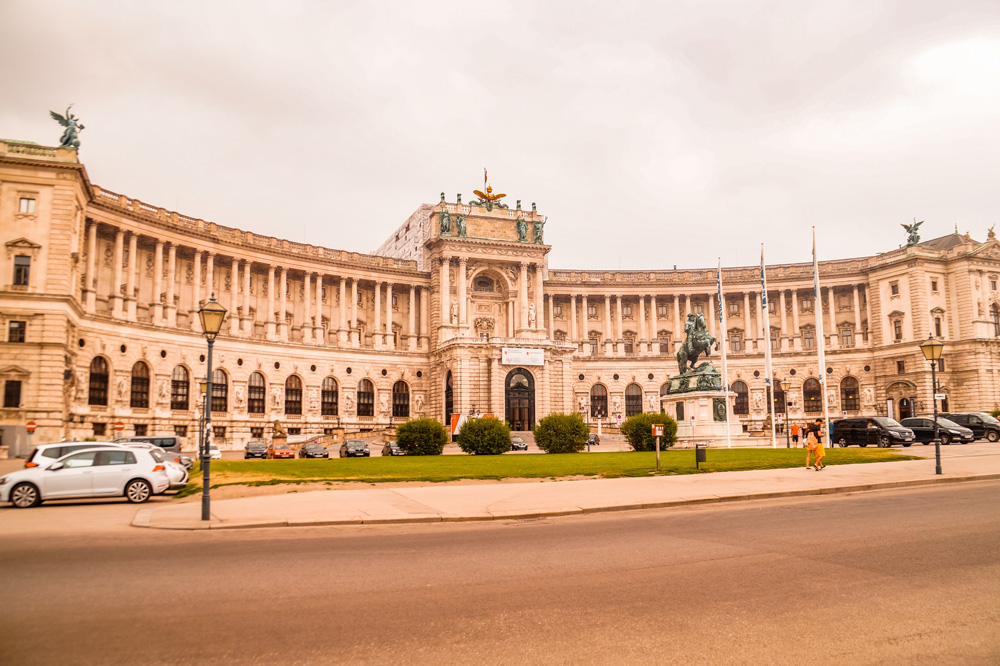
[458,256,468,266]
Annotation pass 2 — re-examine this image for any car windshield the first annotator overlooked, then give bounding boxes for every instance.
[304,444,322,449]
[874,417,902,427]
[975,413,1000,424]
[248,443,265,449]
[274,444,289,449]
[937,418,960,428]
[347,441,364,447]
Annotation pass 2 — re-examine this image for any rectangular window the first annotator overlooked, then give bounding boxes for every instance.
[3,380,21,408]
[19,197,36,214]
[553,304,563,317]
[991,279,997,291]
[657,304,668,317]
[659,338,669,354]
[589,339,598,355]
[841,328,854,347]
[770,333,778,351]
[897,360,905,374]
[93,422,106,437]
[8,321,26,343]
[13,256,30,287]
[624,338,634,355]
[800,297,813,312]
[730,335,742,353]
[251,427,264,438]
[930,279,938,292]
[212,426,226,439]
[134,424,148,436]
[728,302,740,315]
[693,304,703,314]
[391,295,398,309]
[173,425,188,437]
[323,428,336,435]
[937,358,946,372]
[803,329,815,349]
[287,427,301,435]
[934,317,942,337]
[894,320,902,341]
[587,305,597,317]
[622,304,632,317]
[890,283,899,296]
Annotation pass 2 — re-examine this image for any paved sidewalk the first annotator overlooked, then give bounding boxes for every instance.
[134,443,1000,530]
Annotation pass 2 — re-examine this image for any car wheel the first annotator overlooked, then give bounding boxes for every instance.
[125,479,152,503]
[879,436,891,448]
[837,437,848,448]
[987,430,999,443]
[902,442,911,447]
[940,434,950,446]
[859,442,868,448]
[10,482,41,508]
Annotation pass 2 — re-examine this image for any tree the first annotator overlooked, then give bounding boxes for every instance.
[457,416,511,455]
[534,413,589,453]
[395,418,448,456]
[620,413,678,451]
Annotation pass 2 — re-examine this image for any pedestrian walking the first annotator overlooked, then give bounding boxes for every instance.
[806,418,826,470]
[791,423,801,447]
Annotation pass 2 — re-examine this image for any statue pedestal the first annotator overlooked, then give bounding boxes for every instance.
[662,389,742,446]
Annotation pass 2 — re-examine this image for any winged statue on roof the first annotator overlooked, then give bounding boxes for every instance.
[901,218,923,247]
[49,105,85,149]
[470,169,508,211]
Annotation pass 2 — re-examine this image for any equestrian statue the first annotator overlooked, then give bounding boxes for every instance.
[676,312,718,375]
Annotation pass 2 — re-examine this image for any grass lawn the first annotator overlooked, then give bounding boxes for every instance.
[178,448,919,496]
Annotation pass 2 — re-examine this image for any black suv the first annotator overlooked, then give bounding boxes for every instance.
[940,413,1000,442]
[340,440,369,457]
[244,441,267,459]
[831,417,915,448]
[298,442,329,459]
[899,417,974,446]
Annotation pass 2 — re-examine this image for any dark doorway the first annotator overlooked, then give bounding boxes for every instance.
[505,367,535,431]
[444,370,454,426]
[898,397,913,420]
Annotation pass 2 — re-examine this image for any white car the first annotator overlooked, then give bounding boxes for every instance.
[208,445,222,460]
[121,443,190,490]
[0,446,170,508]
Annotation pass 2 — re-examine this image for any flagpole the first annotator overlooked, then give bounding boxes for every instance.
[718,258,732,448]
[761,245,776,448]
[813,227,831,444]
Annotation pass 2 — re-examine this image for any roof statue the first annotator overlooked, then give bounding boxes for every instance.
[49,105,85,149]
[988,224,996,241]
[902,218,923,246]
[471,168,508,211]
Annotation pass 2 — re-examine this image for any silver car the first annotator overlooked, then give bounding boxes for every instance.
[122,443,190,490]
[0,446,170,508]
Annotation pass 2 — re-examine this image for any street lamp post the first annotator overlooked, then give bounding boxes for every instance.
[781,378,791,448]
[920,336,945,476]
[198,295,227,521]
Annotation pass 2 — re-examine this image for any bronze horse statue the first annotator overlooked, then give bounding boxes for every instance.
[676,313,719,374]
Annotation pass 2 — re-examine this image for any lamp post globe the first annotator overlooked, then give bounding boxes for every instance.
[198,295,227,521]
[919,336,945,475]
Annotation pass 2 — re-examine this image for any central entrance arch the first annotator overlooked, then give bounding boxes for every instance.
[505,367,535,431]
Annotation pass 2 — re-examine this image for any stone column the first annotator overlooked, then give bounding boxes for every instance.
[791,290,801,350]
[708,292,716,337]
[685,294,691,323]
[580,295,589,355]
[338,278,348,345]
[385,282,394,349]
[373,280,382,348]
[604,295,613,356]
[229,258,239,335]
[570,296,578,343]
[152,241,164,323]
[279,267,288,342]
[638,295,647,352]
[441,257,452,333]
[673,295,681,351]
[126,233,138,321]
[302,273,313,344]
[852,285,862,341]
[546,294,554,338]
[164,243,177,326]
[350,278,359,347]
[534,264,544,332]
[827,286,838,349]
[409,285,417,350]
[457,258,468,329]
[863,286,872,345]
[650,295,658,353]
[315,274,324,345]
[779,289,788,351]
[615,295,623,356]
[190,250,201,331]
[242,261,252,336]
[266,265,276,340]
[756,289,765,351]
[205,253,215,302]
[419,286,429,350]
[743,292,752,350]
[85,221,97,313]
[111,229,125,318]
[518,262,529,335]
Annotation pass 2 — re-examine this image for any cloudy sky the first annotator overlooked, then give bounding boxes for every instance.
[2,1,998,270]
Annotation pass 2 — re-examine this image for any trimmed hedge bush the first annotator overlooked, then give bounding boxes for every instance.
[534,413,589,453]
[395,418,448,456]
[620,413,678,451]
[457,416,512,455]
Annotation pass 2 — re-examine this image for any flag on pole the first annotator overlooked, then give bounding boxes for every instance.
[718,258,732,448]
[761,245,776,448]
[484,168,488,186]
[812,227,832,443]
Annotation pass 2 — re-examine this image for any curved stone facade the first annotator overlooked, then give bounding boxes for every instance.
[2,138,999,450]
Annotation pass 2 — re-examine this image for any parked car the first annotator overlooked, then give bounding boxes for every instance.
[244,441,268,459]
[510,437,528,451]
[0,446,170,508]
[587,433,600,447]
[24,442,113,468]
[381,441,405,456]
[298,442,329,459]
[831,417,915,447]
[114,436,192,469]
[941,412,1000,442]
[208,444,222,460]
[267,443,294,459]
[120,443,190,490]
[340,440,369,457]
[900,417,974,446]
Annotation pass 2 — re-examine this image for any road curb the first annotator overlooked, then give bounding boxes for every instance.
[132,472,1000,531]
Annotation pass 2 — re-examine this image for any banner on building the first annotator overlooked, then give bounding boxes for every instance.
[501,347,544,366]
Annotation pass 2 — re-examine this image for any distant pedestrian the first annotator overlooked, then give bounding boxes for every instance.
[806,419,826,470]
[791,423,801,447]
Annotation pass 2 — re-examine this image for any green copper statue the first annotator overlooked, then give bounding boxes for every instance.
[455,214,467,237]
[439,210,451,235]
[516,217,527,242]
[676,313,718,375]
[902,219,923,246]
[533,219,544,244]
[50,105,85,149]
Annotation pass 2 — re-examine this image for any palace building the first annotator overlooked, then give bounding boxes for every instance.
[2,138,999,452]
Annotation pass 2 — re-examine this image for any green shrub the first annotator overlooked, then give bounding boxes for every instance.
[534,413,589,453]
[457,416,511,455]
[395,418,448,456]
[991,405,1000,419]
[620,413,678,451]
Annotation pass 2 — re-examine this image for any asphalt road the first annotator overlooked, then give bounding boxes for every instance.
[2,481,998,665]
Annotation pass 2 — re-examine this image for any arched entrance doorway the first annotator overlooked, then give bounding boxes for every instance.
[444,370,453,424]
[505,367,535,431]
[898,397,914,420]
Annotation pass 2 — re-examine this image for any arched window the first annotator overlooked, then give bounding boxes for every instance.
[357,379,375,417]
[171,366,189,411]
[590,384,608,418]
[803,378,823,413]
[659,382,669,413]
[88,357,109,406]
[285,376,302,415]
[841,376,860,411]
[321,377,338,416]
[211,369,228,413]
[473,276,494,292]
[768,380,785,414]
[248,372,266,414]
[625,383,643,416]
[731,381,748,415]
[130,362,150,409]
[392,381,410,418]
[992,303,1000,337]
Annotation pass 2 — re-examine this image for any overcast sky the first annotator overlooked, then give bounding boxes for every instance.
[2,1,998,270]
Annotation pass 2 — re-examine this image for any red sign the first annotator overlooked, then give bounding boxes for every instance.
[651,424,664,437]
[114,421,125,432]
[25,421,37,434]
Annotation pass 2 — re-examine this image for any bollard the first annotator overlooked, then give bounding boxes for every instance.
[695,443,707,470]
